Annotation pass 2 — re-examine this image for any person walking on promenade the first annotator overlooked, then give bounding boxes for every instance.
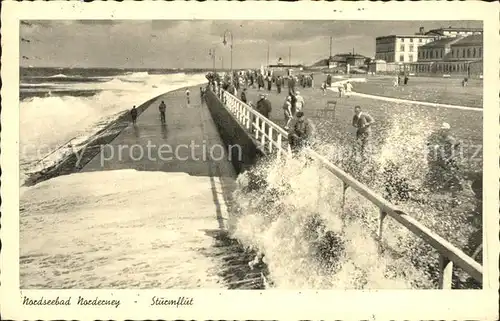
[241,88,248,104]
[404,74,409,85]
[288,111,316,156]
[344,81,353,98]
[352,105,375,160]
[267,75,272,92]
[185,88,191,105]
[283,96,293,130]
[295,91,305,113]
[276,76,282,94]
[159,100,166,123]
[130,105,138,125]
[288,75,296,96]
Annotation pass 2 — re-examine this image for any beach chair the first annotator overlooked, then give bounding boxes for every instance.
[314,100,337,120]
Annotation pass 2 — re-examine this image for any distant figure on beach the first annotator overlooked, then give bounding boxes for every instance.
[130,105,138,125]
[241,88,248,104]
[295,91,305,113]
[288,111,316,155]
[283,96,293,130]
[344,81,353,98]
[185,89,190,105]
[159,100,166,123]
[256,93,272,119]
[352,105,375,160]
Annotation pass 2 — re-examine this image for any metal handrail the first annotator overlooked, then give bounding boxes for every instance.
[210,87,483,288]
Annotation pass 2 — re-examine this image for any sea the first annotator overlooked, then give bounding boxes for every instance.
[18,68,480,289]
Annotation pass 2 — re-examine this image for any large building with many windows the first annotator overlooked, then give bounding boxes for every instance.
[375,34,436,63]
[411,34,483,76]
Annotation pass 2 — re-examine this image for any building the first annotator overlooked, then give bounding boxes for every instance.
[328,53,368,67]
[424,27,483,39]
[411,34,483,77]
[375,34,436,63]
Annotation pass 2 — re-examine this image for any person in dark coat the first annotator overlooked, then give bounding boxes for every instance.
[267,75,272,91]
[256,93,272,119]
[276,76,282,94]
[288,111,316,155]
[240,88,248,104]
[130,105,138,124]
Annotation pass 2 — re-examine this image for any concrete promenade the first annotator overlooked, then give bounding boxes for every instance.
[82,85,237,230]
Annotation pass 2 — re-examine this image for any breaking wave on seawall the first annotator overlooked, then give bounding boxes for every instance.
[228,108,480,289]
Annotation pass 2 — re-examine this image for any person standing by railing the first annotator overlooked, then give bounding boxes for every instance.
[352,105,375,160]
[283,96,293,130]
[240,88,248,104]
[256,93,272,119]
[288,111,316,156]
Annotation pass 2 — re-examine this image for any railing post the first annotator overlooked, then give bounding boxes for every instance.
[341,181,349,211]
[255,118,260,140]
[438,255,453,289]
[260,120,266,147]
[268,126,273,153]
[246,110,251,130]
[377,210,387,239]
[277,134,282,160]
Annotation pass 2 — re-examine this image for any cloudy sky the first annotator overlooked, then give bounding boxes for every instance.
[20,20,481,69]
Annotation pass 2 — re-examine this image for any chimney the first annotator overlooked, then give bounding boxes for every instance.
[419,27,425,34]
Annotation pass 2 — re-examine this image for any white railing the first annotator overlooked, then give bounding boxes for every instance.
[210,88,483,289]
[219,88,291,159]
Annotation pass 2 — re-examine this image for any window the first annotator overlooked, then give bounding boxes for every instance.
[473,48,476,57]
[479,47,482,57]
[426,51,429,59]
[419,38,423,43]
[467,48,471,57]
[441,50,444,58]
[409,45,414,51]
[399,54,404,62]
[462,49,466,57]
[451,49,454,58]
[409,54,414,62]
[400,45,405,51]
[409,38,413,43]
[430,51,433,59]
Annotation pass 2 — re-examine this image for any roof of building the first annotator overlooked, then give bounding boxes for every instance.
[420,37,463,49]
[426,27,483,35]
[450,34,483,47]
[376,34,436,40]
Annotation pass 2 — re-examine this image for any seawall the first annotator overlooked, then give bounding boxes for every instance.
[205,89,266,174]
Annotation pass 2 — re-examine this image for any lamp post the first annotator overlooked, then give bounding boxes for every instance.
[208,48,216,74]
[222,29,234,82]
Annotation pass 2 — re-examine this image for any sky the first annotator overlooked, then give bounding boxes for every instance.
[20,20,482,69]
